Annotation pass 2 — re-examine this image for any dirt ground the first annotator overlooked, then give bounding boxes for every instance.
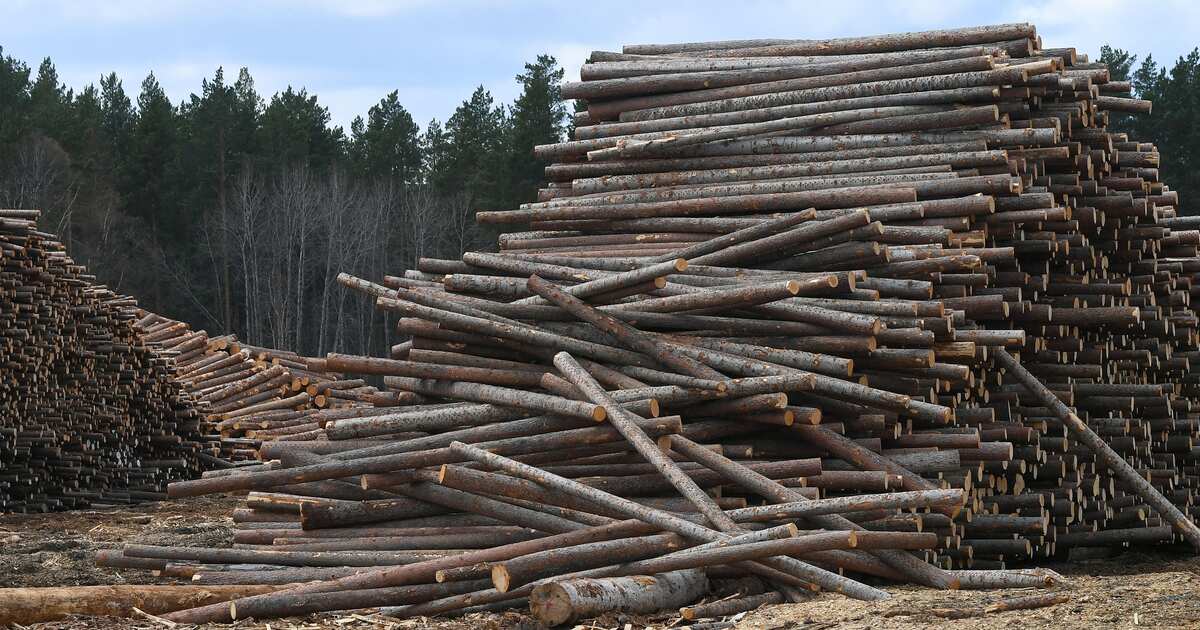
[2,496,1199,629]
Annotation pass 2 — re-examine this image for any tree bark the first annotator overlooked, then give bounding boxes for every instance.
[0,584,282,625]
[531,569,708,626]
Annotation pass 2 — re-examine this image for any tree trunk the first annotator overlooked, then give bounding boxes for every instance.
[530,569,707,626]
[0,584,282,625]
[218,126,233,334]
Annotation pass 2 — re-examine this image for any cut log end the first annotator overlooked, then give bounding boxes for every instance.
[530,583,574,626]
[492,564,512,593]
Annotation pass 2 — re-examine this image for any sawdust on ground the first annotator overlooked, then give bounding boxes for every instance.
[1,496,1198,629]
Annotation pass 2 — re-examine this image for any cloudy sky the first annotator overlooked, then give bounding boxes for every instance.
[2,0,1198,129]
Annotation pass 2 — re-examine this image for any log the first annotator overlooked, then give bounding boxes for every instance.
[0,585,283,625]
[531,569,708,626]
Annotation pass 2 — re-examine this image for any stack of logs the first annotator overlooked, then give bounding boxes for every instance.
[0,209,203,512]
[136,313,399,462]
[97,22,1200,626]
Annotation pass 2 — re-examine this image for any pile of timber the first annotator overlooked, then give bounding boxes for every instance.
[96,22,1200,626]
[0,209,203,512]
[137,313,397,462]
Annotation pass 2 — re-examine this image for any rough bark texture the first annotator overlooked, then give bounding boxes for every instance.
[531,569,708,626]
[0,585,282,625]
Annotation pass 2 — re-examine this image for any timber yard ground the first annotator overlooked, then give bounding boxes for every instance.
[0,497,1198,629]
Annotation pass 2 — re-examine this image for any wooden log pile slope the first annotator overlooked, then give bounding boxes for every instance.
[0,210,203,512]
[136,312,396,462]
[97,22,1200,625]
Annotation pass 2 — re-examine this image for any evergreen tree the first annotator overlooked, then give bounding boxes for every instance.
[98,73,134,176]
[350,90,422,185]
[63,83,129,259]
[433,86,506,206]
[0,47,31,148]
[1099,45,1137,82]
[232,68,262,158]
[68,84,104,177]
[501,55,566,209]
[348,115,367,169]
[125,73,179,231]
[27,58,71,138]
[259,86,343,171]
[420,118,448,182]
[177,67,263,331]
[179,67,260,210]
[1131,54,1165,98]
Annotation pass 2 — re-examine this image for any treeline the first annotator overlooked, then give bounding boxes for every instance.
[1100,45,1200,211]
[0,49,567,357]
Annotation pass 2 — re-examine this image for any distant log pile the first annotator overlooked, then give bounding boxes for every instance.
[93,22,1198,626]
[0,209,202,512]
[136,313,395,462]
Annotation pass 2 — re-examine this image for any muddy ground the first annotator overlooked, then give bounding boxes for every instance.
[1,496,1198,629]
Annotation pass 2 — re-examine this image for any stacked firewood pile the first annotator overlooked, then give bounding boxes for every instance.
[137,313,398,461]
[96,22,1200,625]
[0,210,203,512]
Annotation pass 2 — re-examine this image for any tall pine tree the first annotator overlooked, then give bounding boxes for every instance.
[27,58,71,139]
[68,84,103,176]
[350,90,422,185]
[420,118,448,182]
[433,86,506,207]
[0,48,31,150]
[258,87,342,171]
[98,73,134,180]
[126,73,178,232]
[178,67,263,330]
[501,55,566,209]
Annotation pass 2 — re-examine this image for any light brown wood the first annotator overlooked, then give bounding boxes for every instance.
[0,584,284,625]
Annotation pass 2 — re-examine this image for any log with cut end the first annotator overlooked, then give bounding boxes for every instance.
[530,569,708,626]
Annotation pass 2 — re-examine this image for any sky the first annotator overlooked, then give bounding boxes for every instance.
[2,0,1199,130]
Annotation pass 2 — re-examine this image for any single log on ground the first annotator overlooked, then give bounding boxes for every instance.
[0,585,283,625]
[530,569,708,626]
